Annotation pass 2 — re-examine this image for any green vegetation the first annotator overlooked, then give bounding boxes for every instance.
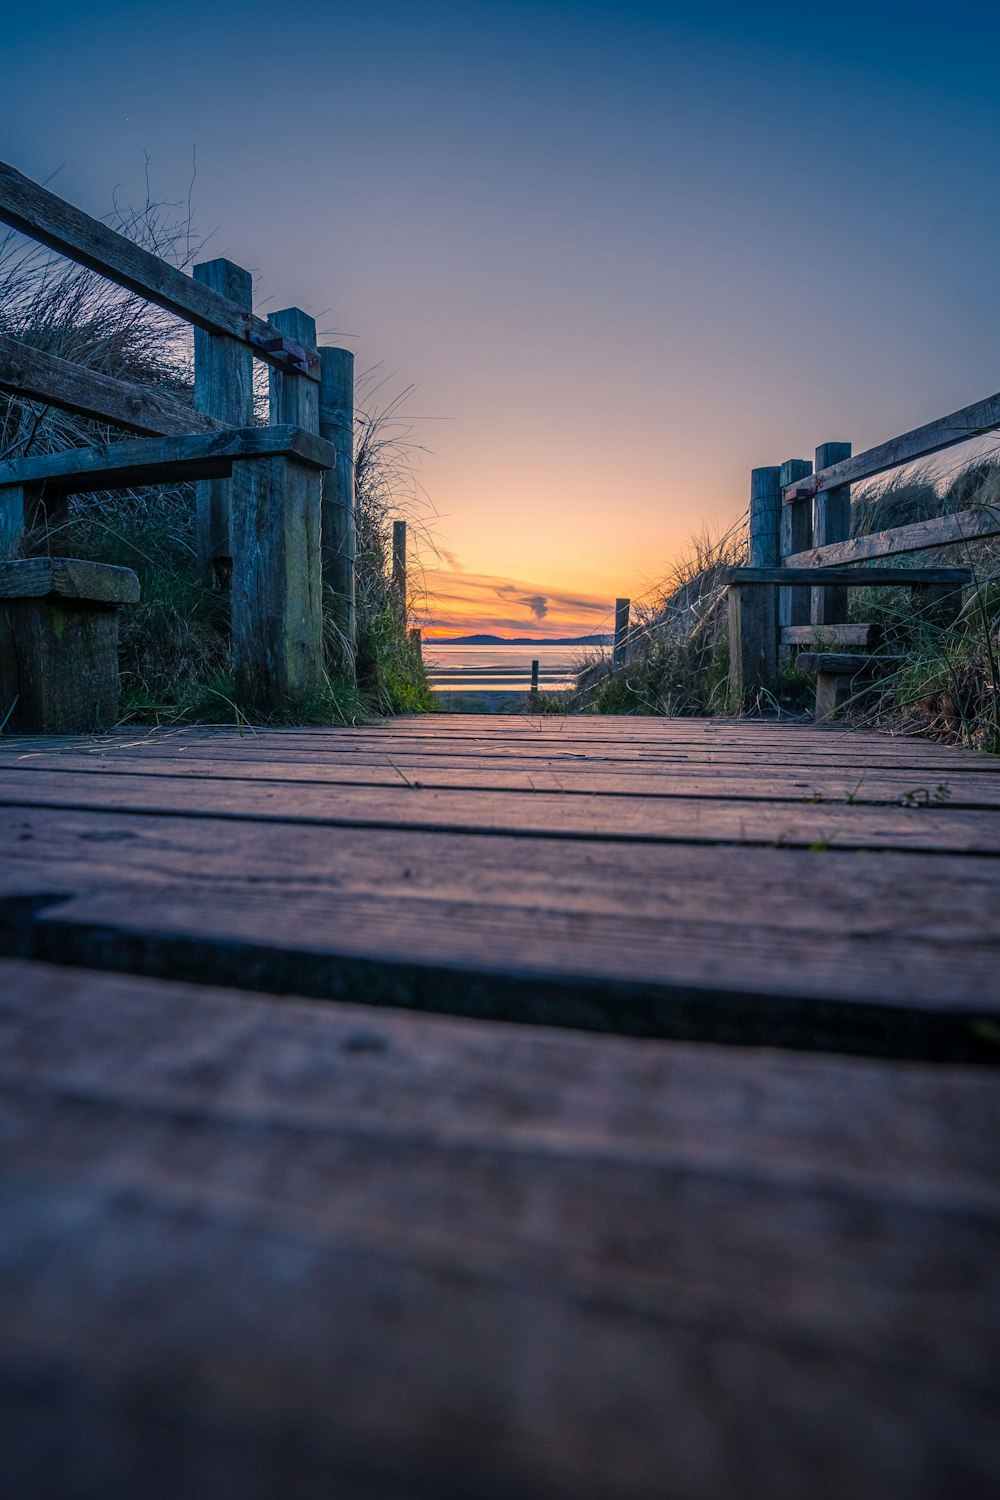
[0,190,432,726]
[572,463,1000,751]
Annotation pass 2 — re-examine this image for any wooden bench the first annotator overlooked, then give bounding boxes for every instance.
[0,558,139,732]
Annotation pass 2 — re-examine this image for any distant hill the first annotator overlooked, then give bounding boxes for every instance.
[426,633,611,646]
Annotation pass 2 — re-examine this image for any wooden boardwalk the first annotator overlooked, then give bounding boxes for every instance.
[2,713,1000,1497]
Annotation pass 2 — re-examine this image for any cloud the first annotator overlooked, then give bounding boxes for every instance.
[496,586,548,620]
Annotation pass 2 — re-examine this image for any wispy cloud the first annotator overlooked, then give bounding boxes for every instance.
[420,567,613,638]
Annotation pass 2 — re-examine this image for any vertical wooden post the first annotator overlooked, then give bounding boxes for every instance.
[779,459,813,633]
[392,521,407,613]
[730,466,782,709]
[193,259,253,587]
[0,486,28,557]
[812,441,852,626]
[408,627,422,660]
[230,305,323,714]
[530,658,539,694]
[612,597,630,670]
[318,347,356,666]
[268,308,319,431]
[230,455,324,714]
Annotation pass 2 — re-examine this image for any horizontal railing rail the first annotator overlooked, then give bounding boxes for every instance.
[0,160,320,381]
[781,390,1000,501]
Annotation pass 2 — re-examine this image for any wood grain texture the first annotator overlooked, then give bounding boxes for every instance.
[0,598,119,732]
[0,157,319,380]
[230,456,324,712]
[727,566,972,587]
[811,441,853,627]
[193,259,254,584]
[786,505,1000,567]
[0,557,139,604]
[796,653,900,676]
[782,388,1000,499]
[0,959,997,1498]
[781,624,875,647]
[0,425,337,494]
[778,458,812,628]
[318,346,356,650]
[728,583,776,707]
[0,330,220,437]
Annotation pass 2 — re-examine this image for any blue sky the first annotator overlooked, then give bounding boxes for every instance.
[3,0,998,633]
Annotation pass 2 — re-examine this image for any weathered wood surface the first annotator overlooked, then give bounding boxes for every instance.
[1,958,997,1498]
[811,441,853,627]
[6,762,1000,851]
[230,457,324,713]
[0,557,139,603]
[0,330,221,437]
[726,565,972,587]
[1,719,999,1059]
[782,387,1000,499]
[781,623,875,647]
[0,158,319,380]
[786,505,1000,568]
[0,599,119,733]
[778,457,812,628]
[728,583,775,707]
[318,346,356,647]
[0,424,337,494]
[796,653,900,676]
[193,259,255,584]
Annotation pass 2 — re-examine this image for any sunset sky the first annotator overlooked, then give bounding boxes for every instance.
[3,0,1000,637]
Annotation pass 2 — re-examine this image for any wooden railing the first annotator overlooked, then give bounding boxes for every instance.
[0,159,357,716]
[726,391,1000,718]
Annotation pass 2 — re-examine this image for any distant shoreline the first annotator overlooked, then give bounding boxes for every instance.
[424,634,610,647]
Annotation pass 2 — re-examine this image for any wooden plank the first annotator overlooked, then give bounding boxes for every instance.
[1,961,998,1498]
[783,388,1000,499]
[2,849,999,1054]
[797,653,900,676]
[0,330,220,436]
[1,765,1000,853]
[0,425,337,494]
[812,441,853,627]
[0,158,320,380]
[13,750,1000,805]
[193,260,255,585]
[786,505,1000,567]
[781,624,875,647]
[726,566,972,586]
[318,347,356,650]
[0,557,139,603]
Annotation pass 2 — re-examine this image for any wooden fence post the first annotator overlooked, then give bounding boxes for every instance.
[408,627,422,660]
[613,597,630,670]
[193,259,253,587]
[779,459,813,634]
[393,521,407,613]
[530,658,539,694]
[318,347,356,666]
[812,441,853,626]
[729,465,782,709]
[231,306,323,713]
[268,308,319,431]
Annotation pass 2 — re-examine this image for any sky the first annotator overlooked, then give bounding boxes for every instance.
[2,0,999,638]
